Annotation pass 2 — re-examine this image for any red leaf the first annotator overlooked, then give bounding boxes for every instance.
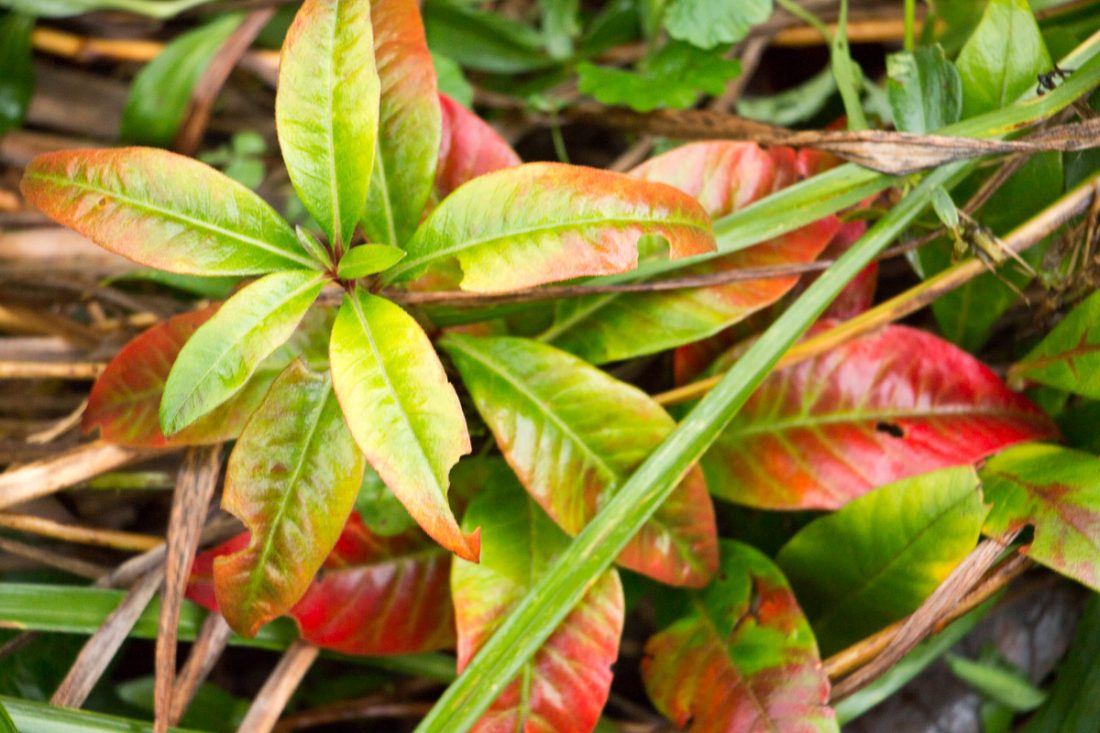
[435,93,521,201]
[702,324,1059,510]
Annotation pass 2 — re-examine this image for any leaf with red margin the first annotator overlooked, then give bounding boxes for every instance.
[213,361,365,637]
[83,306,332,448]
[452,464,624,733]
[435,93,521,201]
[441,333,718,587]
[701,324,1058,510]
[361,0,440,246]
[981,443,1100,593]
[642,540,837,733]
[387,161,715,292]
[188,512,454,655]
[541,142,840,365]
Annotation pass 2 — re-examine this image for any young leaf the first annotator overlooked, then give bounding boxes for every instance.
[190,512,455,655]
[776,466,987,654]
[161,270,327,435]
[389,162,716,292]
[434,93,521,201]
[981,443,1100,592]
[361,0,441,247]
[886,45,963,134]
[1011,289,1100,399]
[20,148,318,275]
[642,540,837,733]
[663,0,772,50]
[421,0,553,74]
[0,12,34,135]
[329,288,476,561]
[214,361,365,637]
[956,0,1051,117]
[442,334,718,587]
[701,324,1058,509]
[119,14,245,147]
[452,467,624,733]
[337,244,406,279]
[276,0,380,248]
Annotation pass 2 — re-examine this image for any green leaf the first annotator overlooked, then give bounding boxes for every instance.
[161,269,327,435]
[214,360,365,637]
[337,243,406,279]
[390,161,715,291]
[21,148,318,275]
[115,677,247,732]
[119,14,245,147]
[362,0,441,247]
[540,0,579,59]
[777,466,987,654]
[354,465,418,536]
[663,0,771,49]
[0,701,15,733]
[422,0,553,74]
[0,12,33,135]
[957,0,1051,117]
[0,695,204,733]
[946,654,1047,711]
[442,334,718,587]
[736,67,836,127]
[1011,288,1100,398]
[577,41,741,112]
[276,0,380,248]
[981,443,1100,592]
[1023,595,1100,733]
[329,287,476,560]
[452,466,624,732]
[886,45,962,133]
[107,269,240,300]
[642,540,838,732]
[431,52,473,108]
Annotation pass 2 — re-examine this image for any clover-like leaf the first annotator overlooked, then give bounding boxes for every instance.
[643,540,837,733]
[213,361,365,637]
[452,466,624,733]
[277,0,380,248]
[434,92,521,201]
[886,45,962,134]
[702,324,1058,509]
[442,334,718,587]
[1010,289,1100,399]
[663,0,772,50]
[387,162,716,292]
[330,287,476,561]
[20,148,318,275]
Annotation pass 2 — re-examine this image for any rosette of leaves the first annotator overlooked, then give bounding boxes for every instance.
[21,0,716,640]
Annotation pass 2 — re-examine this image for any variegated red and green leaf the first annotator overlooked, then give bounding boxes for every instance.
[361,0,441,246]
[434,93,521,201]
[981,443,1100,592]
[1009,288,1100,399]
[329,287,477,561]
[213,360,365,637]
[189,512,454,655]
[20,148,318,275]
[701,324,1058,510]
[277,0,379,248]
[452,465,623,733]
[441,334,718,587]
[387,162,715,292]
[160,269,328,435]
[84,306,332,447]
[642,540,837,733]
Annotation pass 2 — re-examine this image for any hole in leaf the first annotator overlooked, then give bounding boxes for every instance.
[875,421,905,438]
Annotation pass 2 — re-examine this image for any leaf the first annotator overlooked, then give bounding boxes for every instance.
[540,0,578,59]
[390,161,716,292]
[980,442,1100,591]
[886,45,963,134]
[362,0,441,247]
[422,0,553,74]
[776,466,987,654]
[1022,595,1100,733]
[434,92,521,200]
[1011,288,1100,399]
[161,270,327,435]
[737,68,836,127]
[213,361,364,637]
[119,14,245,147]
[442,334,718,587]
[0,12,33,135]
[329,287,476,560]
[190,512,455,655]
[701,324,1058,510]
[20,148,318,275]
[642,540,837,733]
[432,53,473,108]
[276,0,380,248]
[945,654,1047,711]
[354,465,418,537]
[577,42,741,112]
[337,244,406,279]
[541,143,840,364]
[663,0,771,50]
[956,0,1051,117]
[1,0,214,18]
[108,269,240,300]
[452,467,624,733]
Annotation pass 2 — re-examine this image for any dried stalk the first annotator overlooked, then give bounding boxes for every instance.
[0,441,157,510]
[0,512,162,552]
[235,642,321,733]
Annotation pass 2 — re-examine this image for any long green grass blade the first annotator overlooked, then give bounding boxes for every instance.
[0,695,204,733]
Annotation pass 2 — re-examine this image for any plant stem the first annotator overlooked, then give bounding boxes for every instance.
[904,0,916,51]
[0,513,162,552]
